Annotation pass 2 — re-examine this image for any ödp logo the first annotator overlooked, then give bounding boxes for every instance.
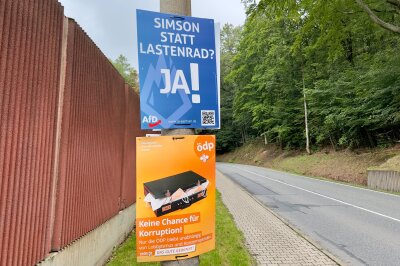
[194,136,215,162]
[196,141,214,152]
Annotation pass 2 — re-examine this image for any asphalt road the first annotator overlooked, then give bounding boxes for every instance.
[217,163,400,266]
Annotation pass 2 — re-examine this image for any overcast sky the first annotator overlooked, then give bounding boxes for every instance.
[58,0,246,69]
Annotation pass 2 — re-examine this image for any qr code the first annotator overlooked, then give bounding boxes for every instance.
[201,110,215,126]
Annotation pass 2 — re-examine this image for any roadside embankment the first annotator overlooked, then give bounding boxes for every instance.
[218,140,400,186]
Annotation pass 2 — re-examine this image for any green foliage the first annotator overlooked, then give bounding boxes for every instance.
[220,0,400,152]
[111,55,139,92]
[216,24,244,152]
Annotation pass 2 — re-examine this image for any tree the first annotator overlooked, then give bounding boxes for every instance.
[246,0,400,34]
[229,10,306,149]
[355,0,400,34]
[111,55,139,92]
[216,24,243,152]
[223,0,400,151]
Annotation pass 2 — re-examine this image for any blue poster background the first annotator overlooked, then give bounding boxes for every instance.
[137,10,219,129]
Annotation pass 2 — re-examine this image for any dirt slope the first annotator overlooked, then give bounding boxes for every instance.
[218,140,400,185]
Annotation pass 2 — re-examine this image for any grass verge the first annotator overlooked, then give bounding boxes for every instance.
[218,139,400,186]
[107,190,255,266]
[218,139,400,196]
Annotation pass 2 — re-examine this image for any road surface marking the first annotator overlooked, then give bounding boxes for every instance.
[240,164,400,198]
[219,163,400,198]
[230,166,400,224]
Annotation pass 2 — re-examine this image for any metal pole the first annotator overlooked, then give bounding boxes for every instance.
[303,76,310,155]
[160,1,198,265]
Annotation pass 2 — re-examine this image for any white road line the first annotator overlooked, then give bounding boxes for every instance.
[239,163,400,198]
[219,162,400,198]
[231,166,400,224]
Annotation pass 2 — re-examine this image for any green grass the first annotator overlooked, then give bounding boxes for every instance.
[219,139,400,186]
[199,191,255,266]
[271,166,400,196]
[107,191,255,266]
[218,140,400,196]
[106,232,158,266]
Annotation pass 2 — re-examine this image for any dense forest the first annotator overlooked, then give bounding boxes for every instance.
[216,0,400,152]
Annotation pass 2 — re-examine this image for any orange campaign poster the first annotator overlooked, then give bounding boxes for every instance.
[136,135,216,262]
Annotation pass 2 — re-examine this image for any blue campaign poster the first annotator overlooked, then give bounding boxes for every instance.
[136,10,220,130]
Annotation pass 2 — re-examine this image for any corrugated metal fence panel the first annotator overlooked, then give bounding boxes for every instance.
[51,19,127,250]
[120,86,142,209]
[0,0,64,265]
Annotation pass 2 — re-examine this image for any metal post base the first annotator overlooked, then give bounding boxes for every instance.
[161,256,199,266]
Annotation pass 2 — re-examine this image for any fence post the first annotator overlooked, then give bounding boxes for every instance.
[48,16,70,251]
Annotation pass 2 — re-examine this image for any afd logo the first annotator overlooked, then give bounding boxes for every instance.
[142,115,162,128]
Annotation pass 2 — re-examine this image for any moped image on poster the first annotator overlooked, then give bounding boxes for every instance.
[136,135,215,262]
[144,171,209,217]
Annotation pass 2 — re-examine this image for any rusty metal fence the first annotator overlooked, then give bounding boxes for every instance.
[0,0,144,265]
[51,18,128,250]
[0,0,65,265]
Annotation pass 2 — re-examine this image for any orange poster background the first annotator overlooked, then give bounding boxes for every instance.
[136,135,216,262]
